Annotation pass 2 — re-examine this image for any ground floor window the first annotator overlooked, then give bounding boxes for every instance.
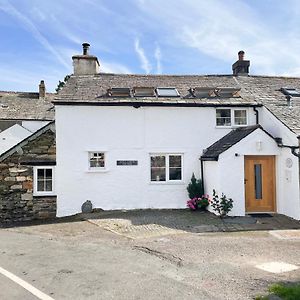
[33,166,55,196]
[89,152,105,169]
[150,154,183,182]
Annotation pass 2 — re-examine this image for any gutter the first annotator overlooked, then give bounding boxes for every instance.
[200,158,205,194]
[253,107,259,125]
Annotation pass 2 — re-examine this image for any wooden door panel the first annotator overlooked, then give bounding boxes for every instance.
[245,156,276,213]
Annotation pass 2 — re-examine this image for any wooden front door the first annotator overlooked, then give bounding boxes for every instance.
[244,156,276,213]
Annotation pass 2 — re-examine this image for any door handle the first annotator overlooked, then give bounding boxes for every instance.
[244,179,248,184]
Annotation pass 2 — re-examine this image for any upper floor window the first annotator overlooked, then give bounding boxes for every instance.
[150,154,183,182]
[216,109,231,126]
[89,152,105,169]
[34,166,55,196]
[216,108,247,127]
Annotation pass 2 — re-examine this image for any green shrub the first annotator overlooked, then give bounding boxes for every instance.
[210,189,233,218]
[186,173,204,199]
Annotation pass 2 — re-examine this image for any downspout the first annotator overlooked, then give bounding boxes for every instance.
[200,158,205,194]
[253,106,259,125]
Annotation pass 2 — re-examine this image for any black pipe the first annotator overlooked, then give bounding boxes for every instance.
[253,107,259,124]
[200,158,205,194]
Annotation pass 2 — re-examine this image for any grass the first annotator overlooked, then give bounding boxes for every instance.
[256,283,300,300]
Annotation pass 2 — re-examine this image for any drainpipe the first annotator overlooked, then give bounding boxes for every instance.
[253,107,259,125]
[200,158,205,194]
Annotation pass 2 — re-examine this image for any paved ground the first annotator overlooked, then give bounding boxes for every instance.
[0,210,299,299]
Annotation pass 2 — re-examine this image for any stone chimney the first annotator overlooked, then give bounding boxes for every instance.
[232,50,250,76]
[72,43,100,75]
[39,80,46,99]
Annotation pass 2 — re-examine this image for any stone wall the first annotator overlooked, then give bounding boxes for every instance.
[0,129,56,223]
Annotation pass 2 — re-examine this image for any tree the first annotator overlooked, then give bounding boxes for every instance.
[55,75,71,93]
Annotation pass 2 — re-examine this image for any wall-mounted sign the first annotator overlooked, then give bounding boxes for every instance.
[116,160,138,166]
[286,158,293,168]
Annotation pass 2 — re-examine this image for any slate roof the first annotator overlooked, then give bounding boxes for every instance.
[54,73,300,134]
[54,74,257,106]
[0,91,55,120]
[201,125,273,161]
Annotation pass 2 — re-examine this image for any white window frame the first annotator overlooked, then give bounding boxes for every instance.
[216,108,248,128]
[33,166,55,196]
[150,153,183,184]
[233,109,248,127]
[87,151,108,172]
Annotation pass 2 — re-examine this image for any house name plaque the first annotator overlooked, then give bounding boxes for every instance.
[116,160,138,166]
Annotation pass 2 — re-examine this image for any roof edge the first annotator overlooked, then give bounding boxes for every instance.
[0,121,55,162]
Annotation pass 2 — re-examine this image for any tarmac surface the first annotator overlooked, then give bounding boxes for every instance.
[0,210,299,299]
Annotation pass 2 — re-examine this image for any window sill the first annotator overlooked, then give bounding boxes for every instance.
[33,193,56,197]
[215,124,248,129]
[149,181,185,185]
[86,168,109,173]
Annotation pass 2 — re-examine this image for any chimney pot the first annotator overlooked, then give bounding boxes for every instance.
[39,80,46,99]
[82,43,90,55]
[238,50,245,61]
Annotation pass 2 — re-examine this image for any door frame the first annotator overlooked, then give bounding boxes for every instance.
[244,155,276,213]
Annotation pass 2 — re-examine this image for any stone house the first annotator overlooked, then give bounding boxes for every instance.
[0,122,56,222]
[0,84,56,223]
[53,44,300,220]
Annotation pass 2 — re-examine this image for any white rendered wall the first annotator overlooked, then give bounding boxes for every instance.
[55,105,256,216]
[259,107,300,219]
[204,128,300,220]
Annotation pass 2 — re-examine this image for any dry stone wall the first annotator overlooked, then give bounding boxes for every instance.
[0,129,56,223]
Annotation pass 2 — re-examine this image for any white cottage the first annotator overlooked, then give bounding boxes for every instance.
[54,44,300,220]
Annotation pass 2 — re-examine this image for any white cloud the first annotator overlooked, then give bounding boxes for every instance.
[134,38,152,74]
[0,1,70,69]
[136,0,300,76]
[154,45,162,74]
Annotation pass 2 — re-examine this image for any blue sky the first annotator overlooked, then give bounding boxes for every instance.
[0,0,300,92]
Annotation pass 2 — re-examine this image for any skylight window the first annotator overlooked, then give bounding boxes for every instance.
[190,87,216,98]
[214,88,241,98]
[108,88,131,97]
[156,87,180,97]
[133,87,155,97]
[280,88,300,97]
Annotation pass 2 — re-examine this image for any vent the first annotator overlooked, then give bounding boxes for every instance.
[280,87,300,97]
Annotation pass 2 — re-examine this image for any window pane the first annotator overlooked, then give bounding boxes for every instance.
[216,109,231,126]
[254,164,262,199]
[37,169,44,179]
[45,180,52,191]
[234,110,247,125]
[45,169,52,179]
[169,168,182,180]
[156,88,179,97]
[37,180,44,192]
[151,156,166,168]
[151,168,166,181]
[169,155,181,168]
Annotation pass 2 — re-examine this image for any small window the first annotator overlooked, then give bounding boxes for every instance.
[133,87,155,97]
[280,87,300,97]
[34,166,55,196]
[156,87,180,97]
[89,152,105,168]
[234,109,247,125]
[150,154,182,182]
[216,109,231,126]
[108,88,131,97]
